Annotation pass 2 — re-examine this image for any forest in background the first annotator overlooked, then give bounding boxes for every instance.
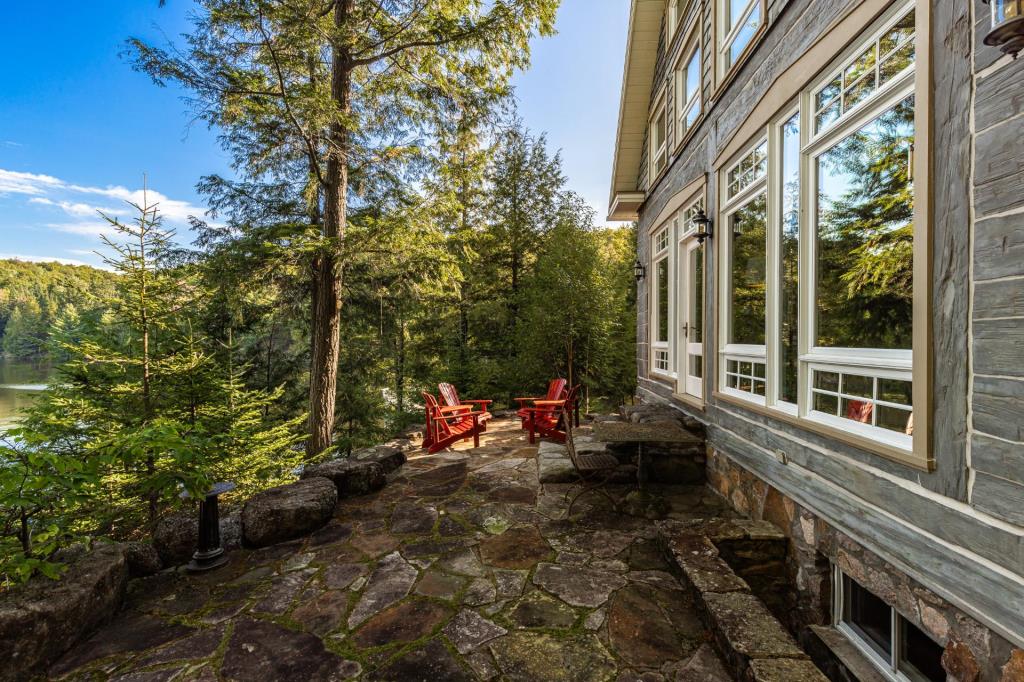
[0,260,117,358]
[0,0,642,586]
[0,115,637,586]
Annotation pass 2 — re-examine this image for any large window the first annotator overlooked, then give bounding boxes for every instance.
[835,569,945,682]
[805,2,916,448]
[720,141,768,400]
[717,2,922,456]
[717,0,762,78]
[650,93,668,179]
[648,187,708,402]
[652,225,672,375]
[667,0,686,44]
[674,34,702,143]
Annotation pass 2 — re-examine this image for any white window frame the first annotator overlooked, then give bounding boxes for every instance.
[715,0,763,81]
[651,222,675,379]
[833,567,943,682]
[667,0,683,45]
[717,140,768,405]
[674,33,702,145]
[677,194,707,401]
[715,1,925,459]
[649,90,669,181]
[799,1,917,451]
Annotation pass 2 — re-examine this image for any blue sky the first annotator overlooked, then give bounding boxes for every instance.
[0,0,629,269]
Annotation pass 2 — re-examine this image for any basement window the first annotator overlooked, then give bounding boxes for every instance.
[835,569,945,682]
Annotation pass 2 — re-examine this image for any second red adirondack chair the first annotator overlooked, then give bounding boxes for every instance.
[521,384,581,444]
[514,378,567,429]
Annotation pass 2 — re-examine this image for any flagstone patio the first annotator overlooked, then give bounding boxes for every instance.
[50,417,738,681]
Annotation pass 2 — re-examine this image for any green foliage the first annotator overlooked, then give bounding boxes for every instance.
[0,259,116,358]
[0,199,305,585]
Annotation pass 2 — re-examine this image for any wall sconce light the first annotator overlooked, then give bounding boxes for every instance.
[694,209,714,245]
[634,258,646,282]
[983,0,1024,58]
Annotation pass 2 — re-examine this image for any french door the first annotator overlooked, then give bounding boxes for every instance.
[677,237,705,400]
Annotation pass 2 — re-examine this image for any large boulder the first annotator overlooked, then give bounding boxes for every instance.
[0,542,128,682]
[352,445,407,475]
[123,541,163,578]
[302,459,386,497]
[153,510,244,567]
[153,511,198,566]
[242,478,337,548]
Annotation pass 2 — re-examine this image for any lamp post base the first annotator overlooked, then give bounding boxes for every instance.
[186,547,229,573]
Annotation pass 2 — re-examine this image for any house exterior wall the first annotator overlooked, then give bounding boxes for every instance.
[628,0,1024,675]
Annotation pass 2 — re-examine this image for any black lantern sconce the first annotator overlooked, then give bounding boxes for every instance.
[693,209,714,245]
[983,0,1024,57]
[634,258,646,282]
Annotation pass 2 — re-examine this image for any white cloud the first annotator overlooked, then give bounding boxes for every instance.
[29,197,127,218]
[2,168,208,257]
[0,169,64,196]
[64,184,205,224]
[46,221,118,238]
[0,253,93,267]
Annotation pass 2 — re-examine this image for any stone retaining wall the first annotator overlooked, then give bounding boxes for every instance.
[0,442,411,681]
[707,447,1024,682]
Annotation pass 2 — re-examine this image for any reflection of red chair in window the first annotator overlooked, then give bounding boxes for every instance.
[846,400,873,424]
[521,384,581,445]
[421,392,488,454]
[514,378,567,429]
[437,383,493,429]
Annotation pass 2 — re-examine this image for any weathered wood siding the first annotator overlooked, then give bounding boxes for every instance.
[970,21,1024,530]
[631,0,1024,650]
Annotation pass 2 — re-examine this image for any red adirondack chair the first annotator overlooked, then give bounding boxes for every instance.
[521,384,581,444]
[437,383,493,428]
[421,392,487,454]
[514,378,567,428]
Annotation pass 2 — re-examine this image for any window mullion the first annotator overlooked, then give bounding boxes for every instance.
[797,92,813,419]
[766,120,781,407]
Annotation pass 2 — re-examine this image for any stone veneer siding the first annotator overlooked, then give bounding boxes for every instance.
[705,447,1024,682]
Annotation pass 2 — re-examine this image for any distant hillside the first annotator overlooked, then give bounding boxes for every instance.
[0,259,118,358]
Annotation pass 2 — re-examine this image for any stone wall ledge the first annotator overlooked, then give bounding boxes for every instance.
[0,542,129,682]
[2,442,410,681]
[658,519,828,682]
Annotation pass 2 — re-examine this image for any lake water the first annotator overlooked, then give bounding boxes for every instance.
[0,358,52,432]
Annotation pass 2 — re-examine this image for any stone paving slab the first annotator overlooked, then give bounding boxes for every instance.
[50,417,751,681]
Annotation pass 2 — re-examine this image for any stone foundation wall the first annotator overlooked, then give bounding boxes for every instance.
[706,448,1024,682]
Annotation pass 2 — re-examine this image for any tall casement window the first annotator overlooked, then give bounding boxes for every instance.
[679,196,706,400]
[667,0,685,44]
[650,91,668,180]
[674,33,702,143]
[648,184,707,403]
[720,141,768,399]
[651,225,672,376]
[716,0,763,79]
[717,1,925,462]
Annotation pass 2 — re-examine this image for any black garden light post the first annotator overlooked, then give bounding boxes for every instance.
[183,481,236,572]
[983,0,1024,57]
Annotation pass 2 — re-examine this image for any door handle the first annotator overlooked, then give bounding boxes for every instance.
[681,322,689,337]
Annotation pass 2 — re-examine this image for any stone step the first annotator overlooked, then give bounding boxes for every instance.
[659,519,828,682]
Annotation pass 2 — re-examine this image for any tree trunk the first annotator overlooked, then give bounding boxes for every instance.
[396,315,406,414]
[306,1,352,459]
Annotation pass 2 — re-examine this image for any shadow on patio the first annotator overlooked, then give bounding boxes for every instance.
[47,412,795,681]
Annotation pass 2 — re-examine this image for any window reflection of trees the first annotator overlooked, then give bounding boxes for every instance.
[730,193,767,345]
[816,96,914,351]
